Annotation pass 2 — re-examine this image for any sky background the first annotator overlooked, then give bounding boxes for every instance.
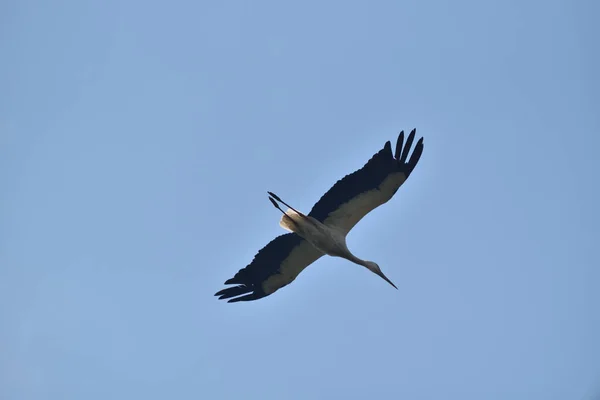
[1,0,599,399]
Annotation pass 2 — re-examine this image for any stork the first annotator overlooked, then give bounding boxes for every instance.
[215,129,424,303]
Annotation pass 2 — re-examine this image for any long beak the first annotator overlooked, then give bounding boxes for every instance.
[376,270,398,289]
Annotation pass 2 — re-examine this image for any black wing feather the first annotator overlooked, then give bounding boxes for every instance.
[308,129,424,223]
[215,233,305,302]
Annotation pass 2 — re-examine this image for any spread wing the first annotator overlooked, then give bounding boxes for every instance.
[215,233,324,303]
[308,129,424,234]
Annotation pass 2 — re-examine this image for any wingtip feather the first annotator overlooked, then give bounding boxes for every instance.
[395,131,405,160]
[383,141,392,155]
[400,130,415,163]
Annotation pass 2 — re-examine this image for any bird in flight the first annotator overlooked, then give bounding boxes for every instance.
[215,129,424,303]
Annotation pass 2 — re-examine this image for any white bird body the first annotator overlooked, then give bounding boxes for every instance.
[215,129,424,303]
[279,208,347,257]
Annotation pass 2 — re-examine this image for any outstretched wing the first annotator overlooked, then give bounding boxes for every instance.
[215,233,324,303]
[308,129,424,235]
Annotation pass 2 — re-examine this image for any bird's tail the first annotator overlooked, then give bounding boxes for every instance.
[279,208,303,233]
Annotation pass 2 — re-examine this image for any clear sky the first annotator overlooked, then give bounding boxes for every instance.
[2,0,599,399]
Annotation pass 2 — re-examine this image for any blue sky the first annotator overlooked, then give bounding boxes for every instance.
[1,0,599,398]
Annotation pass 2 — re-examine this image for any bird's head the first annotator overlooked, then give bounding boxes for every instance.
[364,261,398,290]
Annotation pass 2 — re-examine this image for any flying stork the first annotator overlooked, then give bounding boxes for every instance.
[215,129,424,303]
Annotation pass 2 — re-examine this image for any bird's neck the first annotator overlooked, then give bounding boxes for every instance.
[345,252,369,268]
